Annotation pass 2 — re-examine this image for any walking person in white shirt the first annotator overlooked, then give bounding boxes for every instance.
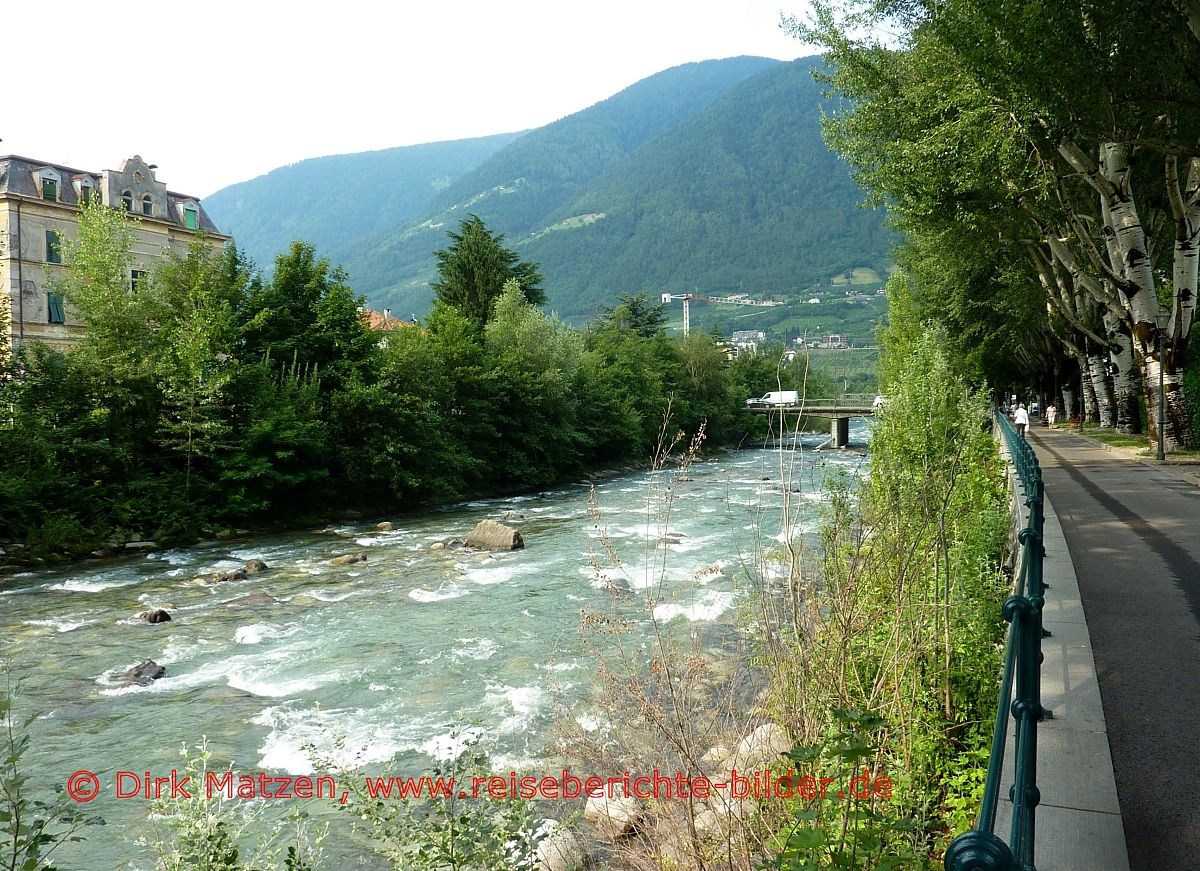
[1013,402,1029,438]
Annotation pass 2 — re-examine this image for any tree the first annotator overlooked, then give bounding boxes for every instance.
[237,242,377,396]
[430,215,544,329]
[601,292,667,337]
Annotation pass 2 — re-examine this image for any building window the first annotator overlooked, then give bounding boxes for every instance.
[42,178,58,201]
[80,185,93,206]
[131,269,147,291]
[47,292,66,324]
[45,230,63,264]
[142,194,153,216]
[122,190,133,211]
[184,207,198,230]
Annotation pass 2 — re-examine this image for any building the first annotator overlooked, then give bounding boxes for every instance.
[817,334,849,349]
[1,154,227,355]
[729,329,766,357]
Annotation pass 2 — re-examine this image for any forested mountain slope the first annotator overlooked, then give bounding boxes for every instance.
[521,57,891,317]
[333,56,782,301]
[203,131,523,272]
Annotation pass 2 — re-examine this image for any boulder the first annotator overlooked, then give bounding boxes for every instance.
[330,553,367,566]
[727,723,791,773]
[138,609,171,624]
[211,568,249,583]
[502,511,527,522]
[221,591,277,608]
[602,577,632,596]
[584,790,641,839]
[124,540,158,551]
[375,521,395,532]
[124,659,166,685]
[536,825,586,871]
[244,558,269,574]
[464,519,524,551]
[429,542,446,552]
[214,529,235,540]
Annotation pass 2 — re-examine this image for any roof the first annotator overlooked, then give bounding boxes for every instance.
[361,310,418,332]
[0,154,225,236]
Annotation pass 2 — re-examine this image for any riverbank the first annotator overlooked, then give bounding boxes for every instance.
[0,424,869,574]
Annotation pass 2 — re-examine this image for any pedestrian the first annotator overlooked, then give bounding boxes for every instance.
[1046,404,1057,426]
[1014,402,1029,438]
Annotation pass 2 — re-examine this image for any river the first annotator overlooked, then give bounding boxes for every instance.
[0,426,869,867]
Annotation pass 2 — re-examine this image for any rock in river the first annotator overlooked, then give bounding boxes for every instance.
[124,659,166,685]
[464,520,524,551]
[138,609,171,624]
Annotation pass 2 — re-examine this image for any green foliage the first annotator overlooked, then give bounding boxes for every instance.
[762,709,921,871]
[431,216,545,329]
[145,739,326,871]
[238,242,377,396]
[337,739,543,871]
[601,292,667,337]
[762,324,1008,863]
[1,671,104,871]
[2,198,839,555]
[1182,342,1200,444]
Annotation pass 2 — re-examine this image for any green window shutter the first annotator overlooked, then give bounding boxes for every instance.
[185,207,198,230]
[47,293,66,324]
[45,230,62,264]
[42,178,57,201]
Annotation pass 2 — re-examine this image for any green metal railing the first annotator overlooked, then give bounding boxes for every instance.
[944,411,1047,871]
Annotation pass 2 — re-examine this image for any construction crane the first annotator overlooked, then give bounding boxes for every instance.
[660,292,782,335]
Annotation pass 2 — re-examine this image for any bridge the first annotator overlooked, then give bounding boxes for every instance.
[747,393,879,447]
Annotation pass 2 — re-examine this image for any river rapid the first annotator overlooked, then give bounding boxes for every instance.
[1,427,869,867]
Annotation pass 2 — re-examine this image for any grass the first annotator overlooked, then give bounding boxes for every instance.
[1057,424,1200,458]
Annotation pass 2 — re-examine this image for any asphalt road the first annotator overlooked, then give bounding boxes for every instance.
[1029,427,1200,871]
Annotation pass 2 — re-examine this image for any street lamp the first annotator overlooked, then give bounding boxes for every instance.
[1155,307,1170,461]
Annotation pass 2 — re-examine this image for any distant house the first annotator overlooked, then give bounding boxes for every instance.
[729,329,766,357]
[730,330,765,343]
[360,307,418,347]
[1,154,227,356]
[817,334,849,349]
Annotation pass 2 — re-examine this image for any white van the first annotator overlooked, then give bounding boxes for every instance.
[746,390,799,407]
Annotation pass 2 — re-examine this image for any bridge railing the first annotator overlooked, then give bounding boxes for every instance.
[944,410,1047,871]
[754,393,877,406]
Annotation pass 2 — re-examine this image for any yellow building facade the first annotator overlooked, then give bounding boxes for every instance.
[1,154,228,355]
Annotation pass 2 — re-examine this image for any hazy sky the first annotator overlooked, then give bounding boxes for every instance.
[3,1,813,199]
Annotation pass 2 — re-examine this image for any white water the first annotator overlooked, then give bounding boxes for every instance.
[0,428,869,866]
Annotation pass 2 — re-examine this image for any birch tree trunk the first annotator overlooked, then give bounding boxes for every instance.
[1104,309,1141,433]
[1167,155,1200,347]
[1062,386,1077,421]
[1099,143,1195,447]
[1081,355,1099,423]
[1088,352,1114,426]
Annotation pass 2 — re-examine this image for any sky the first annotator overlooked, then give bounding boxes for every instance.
[2,0,815,199]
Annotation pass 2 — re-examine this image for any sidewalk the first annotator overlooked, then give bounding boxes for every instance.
[993,442,1129,871]
[1020,427,1200,870]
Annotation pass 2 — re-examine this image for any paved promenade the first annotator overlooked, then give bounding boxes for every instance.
[1024,426,1200,871]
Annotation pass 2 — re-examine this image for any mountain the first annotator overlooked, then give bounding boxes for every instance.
[519,57,891,317]
[206,55,893,323]
[203,131,523,272]
[332,55,783,302]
